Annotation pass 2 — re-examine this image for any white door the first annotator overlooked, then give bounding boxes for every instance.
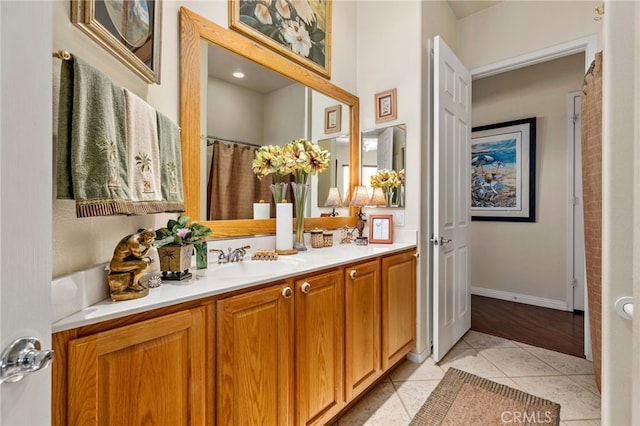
[432,36,472,362]
[569,92,586,312]
[0,2,53,424]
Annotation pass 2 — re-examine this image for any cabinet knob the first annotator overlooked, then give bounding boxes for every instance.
[349,270,357,279]
[301,282,311,294]
[282,287,293,299]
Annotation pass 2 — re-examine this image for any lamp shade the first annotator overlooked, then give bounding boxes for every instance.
[349,185,371,207]
[369,187,387,207]
[324,187,343,208]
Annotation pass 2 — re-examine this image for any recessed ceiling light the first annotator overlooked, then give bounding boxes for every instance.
[232,71,245,79]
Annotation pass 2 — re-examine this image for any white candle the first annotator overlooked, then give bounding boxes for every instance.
[276,203,293,252]
[253,202,270,219]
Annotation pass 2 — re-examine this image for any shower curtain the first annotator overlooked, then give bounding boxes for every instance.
[581,51,603,392]
[207,141,272,220]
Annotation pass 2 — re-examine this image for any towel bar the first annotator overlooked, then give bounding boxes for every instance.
[52,50,71,60]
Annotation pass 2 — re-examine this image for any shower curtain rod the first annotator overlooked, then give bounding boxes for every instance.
[204,135,262,148]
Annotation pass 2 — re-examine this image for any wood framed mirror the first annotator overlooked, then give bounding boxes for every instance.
[180,7,359,238]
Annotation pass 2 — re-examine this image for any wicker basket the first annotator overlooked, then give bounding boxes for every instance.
[310,228,324,248]
[323,231,333,247]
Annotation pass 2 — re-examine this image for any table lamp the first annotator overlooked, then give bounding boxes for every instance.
[349,185,371,244]
[324,187,344,217]
[369,187,388,208]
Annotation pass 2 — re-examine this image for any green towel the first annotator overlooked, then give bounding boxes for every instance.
[56,54,185,217]
[156,111,185,211]
[56,55,131,217]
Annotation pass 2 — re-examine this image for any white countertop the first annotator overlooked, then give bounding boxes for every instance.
[52,242,415,333]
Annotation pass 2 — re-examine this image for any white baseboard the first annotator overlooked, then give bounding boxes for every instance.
[407,347,431,363]
[471,286,570,311]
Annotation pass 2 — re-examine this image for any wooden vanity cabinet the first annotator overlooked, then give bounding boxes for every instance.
[216,270,345,426]
[344,259,382,401]
[54,306,210,426]
[381,250,417,370]
[216,281,294,426]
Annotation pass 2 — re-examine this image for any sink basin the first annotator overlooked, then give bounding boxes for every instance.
[205,257,303,281]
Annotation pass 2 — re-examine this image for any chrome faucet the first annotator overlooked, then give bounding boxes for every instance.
[210,245,251,264]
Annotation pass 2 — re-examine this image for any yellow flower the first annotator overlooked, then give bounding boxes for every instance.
[370,169,400,188]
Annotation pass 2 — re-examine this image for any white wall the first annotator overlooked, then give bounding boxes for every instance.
[51,0,357,277]
[471,54,585,307]
[456,1,602,70]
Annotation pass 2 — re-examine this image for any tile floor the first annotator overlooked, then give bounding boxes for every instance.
[337,330,601,425]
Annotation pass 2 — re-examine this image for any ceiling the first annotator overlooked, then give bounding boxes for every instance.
[447,0,501,19]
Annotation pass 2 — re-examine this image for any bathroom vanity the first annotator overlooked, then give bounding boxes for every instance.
[51,244,416,425]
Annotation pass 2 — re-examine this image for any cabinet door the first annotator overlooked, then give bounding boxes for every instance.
[67,308,206,426]
[295,269,344,426]
[217,283,294,426]
[344,259,381,401]
[382,250,417,370]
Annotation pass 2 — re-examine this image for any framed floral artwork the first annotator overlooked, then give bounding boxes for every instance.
[71,0,162,84]
[229,0,331,78]
[375,89,397,123]
[324,105,341,134]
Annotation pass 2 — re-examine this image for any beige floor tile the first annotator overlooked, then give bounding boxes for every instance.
[437,348,506,378]
[524,346,594,375]
[462,330,520,349]
[389,358,445,382]
[567,375,600,396]
[393,380,440,418]
[512,375,601,421]
[562,420,601,426]
[451,338,472,350]
[338,381,410,426]
[479,347,562,377]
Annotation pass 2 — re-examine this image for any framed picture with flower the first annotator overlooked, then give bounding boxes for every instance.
[324,105,341,134]
[229,0,331,78]
[369,214,393,244]
[375,89,397,123]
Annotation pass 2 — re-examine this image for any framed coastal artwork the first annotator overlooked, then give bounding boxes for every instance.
[471,117,536,222]
[324,105,341,134]
[375,89,397,123]
[71,0,162,84]
[230,0,331,78]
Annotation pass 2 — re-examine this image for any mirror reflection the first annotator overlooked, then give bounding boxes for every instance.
[361,124,406,208]
[202,42,350,221]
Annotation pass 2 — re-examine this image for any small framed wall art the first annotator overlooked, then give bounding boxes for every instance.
[324,105,342,134]
[369,214,394,244]
[375,88,397,123]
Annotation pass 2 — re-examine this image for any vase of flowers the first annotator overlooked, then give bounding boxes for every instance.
[252,145,292,204]
[285,139,330,251]
[154,215,212,279]
[253,140,330,251]
[370,169,401,207]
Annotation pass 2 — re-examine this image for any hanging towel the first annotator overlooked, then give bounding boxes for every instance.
[56,53,185,217]
[56,54,131,217]
[123,88,164,214]
[156,111,185,211]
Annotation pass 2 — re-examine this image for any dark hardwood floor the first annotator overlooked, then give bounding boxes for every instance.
[471,295,585,358]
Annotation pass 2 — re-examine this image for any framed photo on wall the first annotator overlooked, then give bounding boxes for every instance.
[71,0,162,84]
[369,214,394,244]
[375,89,397,123]
[229,0,332,78]
[471,117,536,222]
[324,105,341,134]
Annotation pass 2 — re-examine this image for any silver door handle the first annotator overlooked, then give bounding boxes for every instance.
[0,337,54,384]
[430,236,452,246]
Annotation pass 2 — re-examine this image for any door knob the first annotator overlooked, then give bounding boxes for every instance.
[0,337,54,384]
[282,287,293,299]
[301,282,311,294]
[350,270,357,279]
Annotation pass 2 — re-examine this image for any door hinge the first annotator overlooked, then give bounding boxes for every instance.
[572,279,578,288]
